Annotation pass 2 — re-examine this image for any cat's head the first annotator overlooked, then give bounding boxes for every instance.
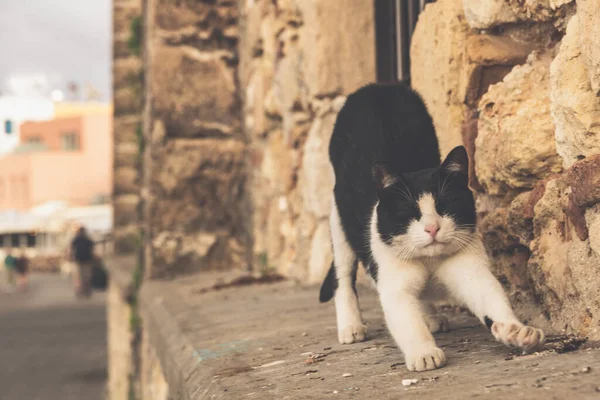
[373,146,476,259]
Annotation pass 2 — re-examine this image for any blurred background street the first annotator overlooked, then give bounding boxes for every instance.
[0,274,106,400]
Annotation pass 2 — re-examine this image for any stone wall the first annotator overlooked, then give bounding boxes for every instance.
[143,0,250,278]
[111,1,144,397]
[240,0,376,282]
[113,0,143,255]
[413,0,600,339]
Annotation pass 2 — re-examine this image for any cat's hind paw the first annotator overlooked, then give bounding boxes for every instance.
[338,323,367,344]
[425,315,449,333]
[491,322,545,353]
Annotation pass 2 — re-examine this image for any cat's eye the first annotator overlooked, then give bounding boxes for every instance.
[395,203,418,217]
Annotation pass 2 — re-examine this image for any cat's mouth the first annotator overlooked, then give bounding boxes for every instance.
[417,239,446,252]
[423,238,447,247]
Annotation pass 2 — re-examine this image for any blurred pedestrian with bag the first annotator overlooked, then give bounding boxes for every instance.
[70,226,95,298]
[15,250,29,291]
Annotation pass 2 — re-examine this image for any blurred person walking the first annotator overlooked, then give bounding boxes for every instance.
[3,249,17,293]
[70,226,95,298]
[15,250,30,291]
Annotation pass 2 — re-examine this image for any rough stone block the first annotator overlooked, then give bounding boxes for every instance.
[462,0,520,29]
[578,0,600,95]
[464,34,538,107]
[150,138,246,232]
[287,208,316,282]
[113,57,142,90]
[113,37,133,60]
[476,51,563,196]
[586,204,600,256]
[150,230,248,278]
[260,131,298,195]
[564,155,600,209]
[153,0,238,52]
[114,167,140,195]
[461,110,482,191]
[550,16,600,168]
[262,199,293,274]
[297,0,375,98]
[151,46,240,138]
[114,194,141,228]
[272,43,307,114]
[155,0,238,32]
[114,2,141,36]
[529,177,600,338]
[307,221,332,284]
[114,116,141,144]
[466,34,536,66]
[411,0,472,158]
[114,87,143,116]
[462,0,575,30]
[115,143,140,169]
[114,226,141,254]
[300,112,336,219]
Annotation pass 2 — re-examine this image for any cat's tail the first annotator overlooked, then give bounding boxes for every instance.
[319,263,336,303]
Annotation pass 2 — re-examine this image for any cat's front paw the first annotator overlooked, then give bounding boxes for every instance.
[405,346,446,372]
[491,322,545,353]
[338,323,367,344]
[425,315,449,333]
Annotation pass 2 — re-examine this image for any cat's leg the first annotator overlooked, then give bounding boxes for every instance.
[330,198,365,344]
[378,263,446,371]
[421,302,449,334]
[436,246,545,353]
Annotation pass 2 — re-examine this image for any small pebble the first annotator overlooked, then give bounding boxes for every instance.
[474,360,481,364]
[402,379,418,386]
[342,373,353,378]
[333,390,339,394]
[302,332,308,337]
[582,366,592,373]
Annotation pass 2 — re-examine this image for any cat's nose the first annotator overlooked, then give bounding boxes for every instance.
[424,223,439,238]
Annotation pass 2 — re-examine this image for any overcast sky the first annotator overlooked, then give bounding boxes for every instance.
[0,0,111,101]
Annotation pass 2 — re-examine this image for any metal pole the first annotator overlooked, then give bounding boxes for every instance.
[395,0,404,81]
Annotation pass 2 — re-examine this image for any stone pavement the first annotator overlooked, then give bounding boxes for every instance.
[0,274,107,400]
[141,274,600,400]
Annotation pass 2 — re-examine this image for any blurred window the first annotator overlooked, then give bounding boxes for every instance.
[4,119,13,134]
[61,132,80,150]
[27,136,43,144]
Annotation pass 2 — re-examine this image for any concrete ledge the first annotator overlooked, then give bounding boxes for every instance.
[139,274,600,399]
[105,255,138,400]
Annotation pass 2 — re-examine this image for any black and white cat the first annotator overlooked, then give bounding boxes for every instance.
[319,82,545,372]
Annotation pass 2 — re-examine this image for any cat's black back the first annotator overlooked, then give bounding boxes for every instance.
[329,82,440,277]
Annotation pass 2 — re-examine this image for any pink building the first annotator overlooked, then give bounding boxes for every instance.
[0,113,113,211]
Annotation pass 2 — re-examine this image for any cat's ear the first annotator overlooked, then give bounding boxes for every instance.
[373,162,398,190]
[440,146,468,177]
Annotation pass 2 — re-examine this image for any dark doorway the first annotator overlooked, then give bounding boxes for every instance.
[374,0,436,84]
